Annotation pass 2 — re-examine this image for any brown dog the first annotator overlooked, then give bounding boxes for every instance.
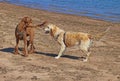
[14,17,45,56]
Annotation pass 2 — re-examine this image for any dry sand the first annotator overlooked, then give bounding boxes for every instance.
[0,2,120,81]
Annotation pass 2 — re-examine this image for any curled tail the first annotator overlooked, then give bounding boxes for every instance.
[91,27,110,41]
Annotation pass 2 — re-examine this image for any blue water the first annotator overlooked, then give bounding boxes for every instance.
[0,0,120,22]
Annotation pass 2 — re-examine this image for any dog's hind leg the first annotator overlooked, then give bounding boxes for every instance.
[55,42,66,59]
[28,44,35,54]
[82,50,91,62]
[80,40,91,62]
[28,35,35,54]
[23,34,28,57]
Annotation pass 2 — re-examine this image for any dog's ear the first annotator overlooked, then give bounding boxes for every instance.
[37,21,47,27]
[27,17,32,24]
[50,26,57,37]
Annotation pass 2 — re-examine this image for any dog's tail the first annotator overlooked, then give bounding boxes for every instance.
[91,27,110,41]
[27,21,47,28]
[36,21,47,27]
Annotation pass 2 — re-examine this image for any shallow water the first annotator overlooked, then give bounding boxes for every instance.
[0,0,120,22]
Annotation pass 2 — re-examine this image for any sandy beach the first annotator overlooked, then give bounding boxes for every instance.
[0,2,120,81]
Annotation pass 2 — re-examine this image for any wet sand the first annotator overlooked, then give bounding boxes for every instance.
[0,2,120,81]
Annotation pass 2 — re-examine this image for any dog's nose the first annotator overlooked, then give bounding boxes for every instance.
[45,31,49,34]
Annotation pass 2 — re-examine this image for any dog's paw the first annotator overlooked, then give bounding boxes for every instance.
[55,56,60,59]
[23,54,28,57]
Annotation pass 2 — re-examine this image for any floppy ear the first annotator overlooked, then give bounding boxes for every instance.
[28,18,32,24]
[50,26,57,37]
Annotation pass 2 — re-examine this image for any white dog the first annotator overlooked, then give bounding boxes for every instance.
[44,24,93,62]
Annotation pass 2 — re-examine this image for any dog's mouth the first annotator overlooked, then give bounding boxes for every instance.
[45,31,50,34]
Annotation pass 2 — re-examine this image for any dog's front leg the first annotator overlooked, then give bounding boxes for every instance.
[23,33,28,57]
[14,37,19,54]
[55,42,66,59]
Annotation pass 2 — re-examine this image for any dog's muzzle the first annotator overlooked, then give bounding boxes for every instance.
[45,31,50,34]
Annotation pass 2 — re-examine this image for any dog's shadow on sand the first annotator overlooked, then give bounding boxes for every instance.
[0,47,81,60]
[0,47,14,54]
[35,51,81,60]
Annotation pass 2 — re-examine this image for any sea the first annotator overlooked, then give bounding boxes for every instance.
[0,0,120,22]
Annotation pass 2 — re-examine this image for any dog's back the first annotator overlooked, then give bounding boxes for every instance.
[65,32,91,47]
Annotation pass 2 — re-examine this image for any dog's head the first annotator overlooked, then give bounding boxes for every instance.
[44,24,52,34]
[44,24,58,37]
[21,17,32,25]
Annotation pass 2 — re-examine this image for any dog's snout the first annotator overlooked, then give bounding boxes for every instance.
[45,31,50,34]
[44,27,50,34]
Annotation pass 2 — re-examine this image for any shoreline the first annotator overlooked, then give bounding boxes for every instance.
[1,1,120,23]
[0,2,116,23]
[0,2,118,36]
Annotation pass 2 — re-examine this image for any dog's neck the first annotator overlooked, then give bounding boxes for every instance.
[53,28,65,40]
